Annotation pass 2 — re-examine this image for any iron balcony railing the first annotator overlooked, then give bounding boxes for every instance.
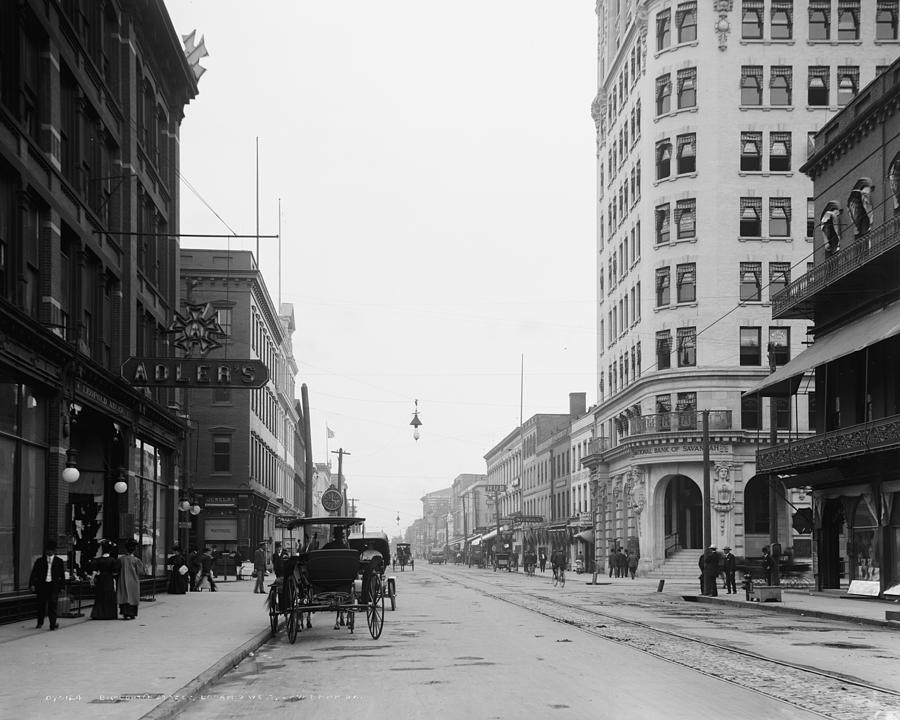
[628,410,732,436]
[756,413,900,473]
[772,214,900,317]
[587,437,610,456]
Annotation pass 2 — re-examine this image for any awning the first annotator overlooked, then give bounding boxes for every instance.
[742,304,900,397]
[481,529,498,541]
[574,530,594,543]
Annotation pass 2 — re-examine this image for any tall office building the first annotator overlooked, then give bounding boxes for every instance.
[589,1,897,572]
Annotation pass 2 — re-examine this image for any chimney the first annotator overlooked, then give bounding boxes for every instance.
[569,392,586,417]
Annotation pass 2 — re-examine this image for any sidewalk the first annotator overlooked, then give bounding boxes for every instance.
[0,578,275,720]
[689,584,900,628]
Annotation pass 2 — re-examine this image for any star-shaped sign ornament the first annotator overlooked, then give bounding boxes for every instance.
[167,303,226,357]
[182,30,208,81]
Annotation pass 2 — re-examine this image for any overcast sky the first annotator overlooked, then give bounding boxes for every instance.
[166,1,598,536]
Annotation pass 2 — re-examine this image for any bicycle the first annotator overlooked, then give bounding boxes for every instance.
[552,565,566,588]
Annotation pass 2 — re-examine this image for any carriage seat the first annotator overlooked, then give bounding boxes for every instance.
[305,549,360,594]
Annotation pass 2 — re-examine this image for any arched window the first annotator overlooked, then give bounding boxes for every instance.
[847,177,874,236]
[889,154,900,212]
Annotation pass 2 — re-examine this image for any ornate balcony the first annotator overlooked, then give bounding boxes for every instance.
[588,437,609,456]
[628,410,732,436]
[756,413,900,473]
[772,214,900,319]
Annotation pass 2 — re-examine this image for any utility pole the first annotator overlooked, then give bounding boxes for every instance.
[702,409,712,595]
[767,345,781,587]
[331,448,350,495]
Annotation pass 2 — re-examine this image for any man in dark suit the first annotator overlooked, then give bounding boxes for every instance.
[28,540,66,630]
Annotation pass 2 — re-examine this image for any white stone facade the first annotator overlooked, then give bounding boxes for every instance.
[592,0,897,570]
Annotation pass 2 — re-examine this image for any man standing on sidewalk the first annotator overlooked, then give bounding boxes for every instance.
[29,540,65,630]
[723,546,737,594]
[253,542,267,594]
[702,546,720,596]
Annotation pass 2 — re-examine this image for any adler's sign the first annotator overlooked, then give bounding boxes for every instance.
[122,358,268,389]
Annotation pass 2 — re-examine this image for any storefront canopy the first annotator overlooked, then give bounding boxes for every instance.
[742,305,900,397]
[574,530,594,543]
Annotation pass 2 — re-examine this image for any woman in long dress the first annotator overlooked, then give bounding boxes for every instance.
[167,544,188,595]
[90,540,120,620]
[117,539,145,619]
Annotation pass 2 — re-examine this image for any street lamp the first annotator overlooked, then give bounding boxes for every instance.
[410,399,422,441]
[62,448,80,484]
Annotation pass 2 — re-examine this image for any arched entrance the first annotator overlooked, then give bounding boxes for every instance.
[662,475,702,551]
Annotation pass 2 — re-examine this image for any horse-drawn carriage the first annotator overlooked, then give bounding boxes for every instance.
[468,546,485,568]
[265,516,386,643]
[348,531,397,611]
[394,543,413,572]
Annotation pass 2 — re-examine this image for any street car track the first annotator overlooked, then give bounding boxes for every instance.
[431,566,900,720]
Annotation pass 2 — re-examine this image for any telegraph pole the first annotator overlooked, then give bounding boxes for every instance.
[331,448,350,495]
[702,409,712,595]
[767,346,781,587]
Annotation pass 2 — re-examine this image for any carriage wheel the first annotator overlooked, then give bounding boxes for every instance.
[366,575,385,639]
[269,608,278,636]
[287,609,299,643]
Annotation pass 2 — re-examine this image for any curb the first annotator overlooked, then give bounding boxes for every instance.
[687,594,900,629]
[138,621,280,720]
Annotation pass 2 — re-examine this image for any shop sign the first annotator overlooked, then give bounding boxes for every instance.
[178,521,192,529]
[204,519,237,541]
[512,515,544,524]
[204,495,237,507]
[121,358,268,389]
[483,484,506,493]
[75,381,130,416]
[631,443,731,457]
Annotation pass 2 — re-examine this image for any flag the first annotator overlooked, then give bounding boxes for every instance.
[326,426,335,439]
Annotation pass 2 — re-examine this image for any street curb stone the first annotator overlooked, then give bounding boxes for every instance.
[688,594,900,629]
[137,621,280,720]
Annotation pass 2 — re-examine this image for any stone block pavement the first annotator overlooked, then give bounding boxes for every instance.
[0,573,896,720]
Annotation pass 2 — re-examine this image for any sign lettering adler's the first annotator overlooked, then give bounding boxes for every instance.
[122,358,268,389]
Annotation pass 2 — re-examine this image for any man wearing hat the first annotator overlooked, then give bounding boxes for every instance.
[701,545,721,596]
[253,541,268,594]
[28,540,66,630]
[722,546,737,594]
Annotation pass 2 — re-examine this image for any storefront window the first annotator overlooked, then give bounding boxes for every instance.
[132,437,170,577]
[0,437,15,592]
[0,381,48,591]
[890,494,900,587]
[851,498,879,582]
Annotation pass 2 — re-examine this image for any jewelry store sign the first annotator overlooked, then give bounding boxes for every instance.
[632,443,731,457]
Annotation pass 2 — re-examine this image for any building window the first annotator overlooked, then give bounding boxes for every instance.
[656,330,672,370]
[775,396,792,429]
[808,66,829,106]
[740,262,762,301]
[741,132,762,171]
[770,66,792,105]
[677,392,698,430]
[671,1,696,42]
[769,262,791,298]
[848,177,875,236]
[809,0,831,40]
[837,66,859,106]
[676,133,696,173]
[212,387,232,404]
[890,152,900,212]
[741,66,763,105]
[657,9,672,50]
[656,74,672,115]
[807,198,816,237]
[656,267,671,307]
[675,199,696,238]
[676,263,696,303]
[656,139,672,179]
[213,434,231,472]
[677,68,697,108]
[808,390,817,430]
[740,197,762,237]
[656,203,671,244]
[740,327,762,365]
[769,197,791,237]
[742,395,761,429]
[837,0,860,40]
[770,132,791,171]
[742,0,764,38]
[771,0,794,39]
[768,327,790,366]
[677,327,697,367]
[877,1,899,40]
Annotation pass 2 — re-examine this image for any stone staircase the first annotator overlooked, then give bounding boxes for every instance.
[645,548,703,583]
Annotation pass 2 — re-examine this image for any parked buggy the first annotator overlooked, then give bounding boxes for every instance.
[348,531,397,611]
[266,516,386,644]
